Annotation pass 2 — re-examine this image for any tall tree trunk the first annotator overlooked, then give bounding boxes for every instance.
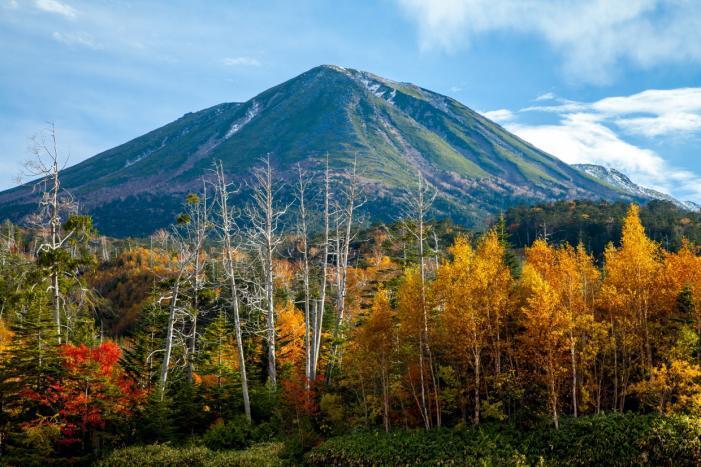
[227,253,251,422]
[570,332,578,417]
[327,159,358,380]
[296,166,312,389]
[160,271,183,398]
[381,353,390,433]
[473,350,481,426]
[311,158,331,382]
[51,156,62,344]
[215,162,252,420]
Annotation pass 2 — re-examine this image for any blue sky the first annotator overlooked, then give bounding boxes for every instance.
[1,0,701,201]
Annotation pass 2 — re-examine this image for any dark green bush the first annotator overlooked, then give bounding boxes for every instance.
[202,417,276,451]
[307,427,526,465]
[307,414,701,466]
[279,426,322,466]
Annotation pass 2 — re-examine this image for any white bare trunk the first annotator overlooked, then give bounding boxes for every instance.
[215,162,251,420]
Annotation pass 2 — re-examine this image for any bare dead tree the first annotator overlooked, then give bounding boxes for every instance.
[0,220,16,267]
[213,161,252,421]
[294,164,314,387]
[400,170,439,428]
[185,187,211,383]
[245,156,289,389]
[310,156,331,383]
[99,236,110,262]
[24,123,78,344]
[159,192,208,396]
[327,156,364,380]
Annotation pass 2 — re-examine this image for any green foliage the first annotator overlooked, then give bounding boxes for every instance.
[307,414,701,466]
[171,380,211,439]
[202,416,275,451]
[504,199,701,259]
[96,442,283,467]
[307,426,526,465]
[137,393,176,444]
[278,418,322,466]
[177,213,192,225]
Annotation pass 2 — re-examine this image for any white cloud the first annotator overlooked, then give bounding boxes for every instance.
[593,88,701,115]
[52,31,101,49]
[487,86,701,201]
[3,0,19,10]
[617,113,701,138]
[35,0,76,19]
[221,56,261,67]
[397,0,701,83]
[535,92,556,102]
[524,87,701,138]
[482,108,515,124]
[506,114,701,200]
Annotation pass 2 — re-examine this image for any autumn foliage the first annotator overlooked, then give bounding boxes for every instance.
[5,202,701,464]
[19,341,142,453]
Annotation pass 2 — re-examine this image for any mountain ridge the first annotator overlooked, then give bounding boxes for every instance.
[0,65,639,236]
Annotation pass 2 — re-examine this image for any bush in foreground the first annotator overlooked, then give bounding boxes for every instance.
[202,417,276,451]
[97,442,282,467]
[307,414,701,466]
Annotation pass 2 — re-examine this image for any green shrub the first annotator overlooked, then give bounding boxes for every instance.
[307,428,526,465]
[279,427,322,466]
[97,442,283,466]
[202,417,276,451]
[307,414,701,466]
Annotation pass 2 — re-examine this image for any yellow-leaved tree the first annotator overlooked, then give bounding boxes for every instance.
[524,240,602,417]
[600,204,663,410]
[276,300,306,371]
[345,289,395,431]
[434,231,512,425]
[520,253,569,428]
[396,267,437,428]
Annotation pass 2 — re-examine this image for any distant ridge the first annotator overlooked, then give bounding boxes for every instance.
[573,164,699,212]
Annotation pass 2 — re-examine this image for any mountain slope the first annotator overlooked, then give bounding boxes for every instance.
[0,65,634,236]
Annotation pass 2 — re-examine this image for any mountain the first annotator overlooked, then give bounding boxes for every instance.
[572,164,699,212]
[0,65,636,237]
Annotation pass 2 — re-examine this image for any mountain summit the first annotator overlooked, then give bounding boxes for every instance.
[0,65,632,236]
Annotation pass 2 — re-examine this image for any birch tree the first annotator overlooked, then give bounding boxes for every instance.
[159,193,208,396]
[184,188,210,382]
[310,157,331,382]
[400,171,438,426]
[213,162,251,421]
[294,164,313,386]
[246,156,288,389]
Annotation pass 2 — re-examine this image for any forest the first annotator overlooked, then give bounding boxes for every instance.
[2,151,701,465]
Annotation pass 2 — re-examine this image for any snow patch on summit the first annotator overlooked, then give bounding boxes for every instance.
[358,75,398,105]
